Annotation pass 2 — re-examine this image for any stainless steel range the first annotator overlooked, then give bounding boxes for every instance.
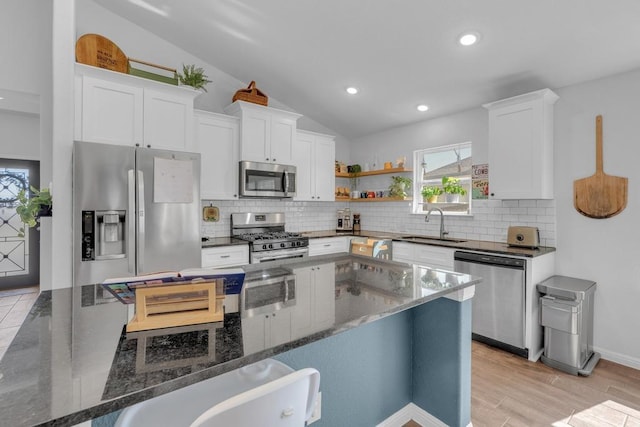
[231,213,309,264]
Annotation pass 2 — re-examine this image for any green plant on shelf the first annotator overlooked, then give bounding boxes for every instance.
[442,176,467,195]
[388,176,412,198]
[177,64,212,92]
[421,185,442,202]
[16,186,52,237]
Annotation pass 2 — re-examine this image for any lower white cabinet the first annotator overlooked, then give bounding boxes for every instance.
[392,242,454,269]
[195,111,240,200]
[294,130,335,201]
[242,308,292,354]
[291,263,336,339]
[308,237,349,256]
[201,245,249,268]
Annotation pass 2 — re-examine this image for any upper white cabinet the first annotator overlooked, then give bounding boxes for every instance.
[195,110,240,200]
[294,130,336,201]
[483,88,558,199]
[224,101,302,164]
[75,63,199,151]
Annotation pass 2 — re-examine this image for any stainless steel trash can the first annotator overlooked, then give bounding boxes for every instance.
[537,275,600,376]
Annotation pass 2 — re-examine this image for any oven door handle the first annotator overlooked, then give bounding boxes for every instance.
[259,252,305,262]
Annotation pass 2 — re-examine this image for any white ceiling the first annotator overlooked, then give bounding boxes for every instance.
[94,0,640,139]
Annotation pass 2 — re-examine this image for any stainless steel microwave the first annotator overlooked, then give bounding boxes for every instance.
[239,161,296,198]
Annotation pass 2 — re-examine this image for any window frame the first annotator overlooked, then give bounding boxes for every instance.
[411,142,473,216]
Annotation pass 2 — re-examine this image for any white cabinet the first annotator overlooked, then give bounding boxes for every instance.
[291,263,336,339]
[242,308,292,354]
[224,101,302,164]
[392,241,454,270]
[294,130,336,201]
[75,63,199,151]
[195,111,240,200]
[308,237,349,256]
[483,88,558,199]
[201,245,249,268]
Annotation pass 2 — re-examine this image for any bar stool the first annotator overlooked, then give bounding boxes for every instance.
[190,368,320,426]
[115,359,318,427]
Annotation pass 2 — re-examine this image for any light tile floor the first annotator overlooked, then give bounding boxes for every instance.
[0,286,39,361]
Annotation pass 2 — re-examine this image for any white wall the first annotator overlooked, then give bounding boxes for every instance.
[0,1,49,96]
[0,111,40,160]
[2,0,53,289]
[75,1,352,161]
[554,69,640,369]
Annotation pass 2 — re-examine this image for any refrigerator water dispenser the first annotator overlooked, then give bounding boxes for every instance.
[82,210,126,261]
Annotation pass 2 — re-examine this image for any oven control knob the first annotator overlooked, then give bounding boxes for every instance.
[262,244,267,250]
[296,241,301,246]
[280,243,285,248]
[268,244,273,249]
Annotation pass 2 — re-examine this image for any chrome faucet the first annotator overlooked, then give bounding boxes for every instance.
[426,207,448,240]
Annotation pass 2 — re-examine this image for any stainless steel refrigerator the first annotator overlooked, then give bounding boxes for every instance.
[73,141,201,286]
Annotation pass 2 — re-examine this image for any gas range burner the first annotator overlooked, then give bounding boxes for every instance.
[231,212,309,260]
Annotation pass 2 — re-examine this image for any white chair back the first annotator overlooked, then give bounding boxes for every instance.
[190,368,320,427]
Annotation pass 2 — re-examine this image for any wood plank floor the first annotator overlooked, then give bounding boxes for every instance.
[472,341,640,427]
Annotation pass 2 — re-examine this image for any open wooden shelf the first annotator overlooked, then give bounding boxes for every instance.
[335,197,412,202]
[335,167,412,178]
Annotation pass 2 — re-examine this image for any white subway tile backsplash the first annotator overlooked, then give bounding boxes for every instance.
[200,198,557,246]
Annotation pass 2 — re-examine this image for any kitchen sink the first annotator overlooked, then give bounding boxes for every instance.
[399,235,467,243]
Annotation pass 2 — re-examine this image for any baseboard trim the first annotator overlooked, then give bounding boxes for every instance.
[376,403,453,427]
[594,346,640,370]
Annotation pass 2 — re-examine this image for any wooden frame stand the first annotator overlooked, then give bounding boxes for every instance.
[126,281,224,332]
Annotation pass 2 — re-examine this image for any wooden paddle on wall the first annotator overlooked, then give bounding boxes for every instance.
[574,115,628,218]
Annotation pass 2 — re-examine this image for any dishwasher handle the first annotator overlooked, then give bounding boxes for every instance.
[454,251,525,269]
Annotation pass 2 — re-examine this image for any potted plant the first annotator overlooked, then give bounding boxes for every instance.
[421,185,442,203]
[177,64,212,92]
[16,186,52,237]
[442,176,466,203]
[348,164,362,189]
[388,176,412,199]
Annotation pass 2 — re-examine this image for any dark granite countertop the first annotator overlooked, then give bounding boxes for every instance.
[0,254,480,427]
[301,230,556,258]
[201,236,248,248]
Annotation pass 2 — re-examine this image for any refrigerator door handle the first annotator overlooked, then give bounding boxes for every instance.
[137,170,145,273]
[127,169,136,274]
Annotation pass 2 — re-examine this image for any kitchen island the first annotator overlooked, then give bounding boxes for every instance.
[0,254,480,427]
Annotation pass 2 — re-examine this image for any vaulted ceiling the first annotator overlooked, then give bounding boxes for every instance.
[94,0,640,139]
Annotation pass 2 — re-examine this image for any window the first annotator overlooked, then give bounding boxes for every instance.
[412,142,472,215]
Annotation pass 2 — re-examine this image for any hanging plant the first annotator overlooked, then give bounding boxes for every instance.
[15,186,52,237]
[177,64,212,92]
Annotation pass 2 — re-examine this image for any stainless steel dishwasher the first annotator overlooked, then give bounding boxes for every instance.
[454,251,528,357]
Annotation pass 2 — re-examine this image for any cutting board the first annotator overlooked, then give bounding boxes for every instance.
[75,34,128,73]
[573,115,628,218]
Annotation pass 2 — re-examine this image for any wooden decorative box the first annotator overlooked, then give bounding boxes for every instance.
[126,280,224,332]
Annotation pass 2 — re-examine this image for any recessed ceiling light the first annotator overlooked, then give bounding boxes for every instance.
[458,32,479,46]
[417,104,429,112]
[346,87,358,95]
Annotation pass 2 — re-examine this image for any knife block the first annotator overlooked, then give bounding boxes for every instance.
[126,281,224,332]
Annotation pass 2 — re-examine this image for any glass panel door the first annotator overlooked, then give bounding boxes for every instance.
[0,159,39,290]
